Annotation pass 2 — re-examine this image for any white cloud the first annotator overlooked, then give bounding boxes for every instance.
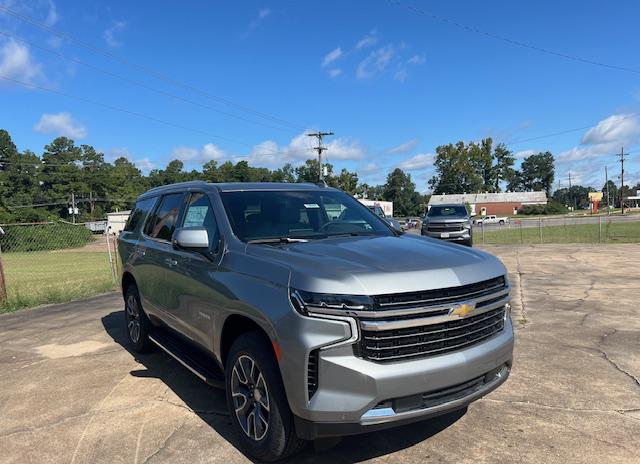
[359,162,380,175]
[244,131,365,167]
[33,112,87,139]
[170,143,225,162]
[328,68,342,78]
[135,157,155,172]
[581,114,640,145]
[394,68,408,82]
[325,137,365,160]
[355,30,378,50]
[555,113,640,163]
[258,8,271,19]
[356,44,395,79]
[407,54,425,65]
[45,0,58,26]
[557,142,619,162]
[103,20,126,48]
[514,149,537,159]
[243,8,271,37]
[0,39,45,84]
[322,47,343,67]
[395,53,426,82]
[388,138,418,154]
[398,153,434,171]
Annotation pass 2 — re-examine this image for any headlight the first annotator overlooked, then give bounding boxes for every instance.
[289,289,373,315]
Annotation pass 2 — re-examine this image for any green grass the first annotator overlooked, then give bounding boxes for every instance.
[0,251,116,313]
[481,220,640,245]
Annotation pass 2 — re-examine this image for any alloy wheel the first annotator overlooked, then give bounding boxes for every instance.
[126,294,141,343]
[231,354,270,441]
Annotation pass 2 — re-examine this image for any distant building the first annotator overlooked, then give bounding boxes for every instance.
[428,192,547,216]
[106,210,131,235]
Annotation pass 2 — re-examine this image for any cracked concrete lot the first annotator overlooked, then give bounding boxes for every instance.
[1,244,639,463]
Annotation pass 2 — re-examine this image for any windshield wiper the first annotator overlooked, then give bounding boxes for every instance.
[247,237,310,244]
[326,231,378,238]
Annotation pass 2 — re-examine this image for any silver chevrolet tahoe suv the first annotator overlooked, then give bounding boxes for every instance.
[118,181,513,461]
[422,204,473,246]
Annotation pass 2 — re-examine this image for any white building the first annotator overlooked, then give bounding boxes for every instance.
[106,210,131,235]
[428,192,547,216]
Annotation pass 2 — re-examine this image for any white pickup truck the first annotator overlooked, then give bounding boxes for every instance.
[473,215,509,225]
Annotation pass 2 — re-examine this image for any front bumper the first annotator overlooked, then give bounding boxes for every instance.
[293,317,514,439]
[295,362,510,439]
[422,228,471,242]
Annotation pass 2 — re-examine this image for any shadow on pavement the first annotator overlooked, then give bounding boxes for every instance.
[101,310,465,463]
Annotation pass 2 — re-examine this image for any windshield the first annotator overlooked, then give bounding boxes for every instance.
[220,190,394,242]
[427,205,468,217]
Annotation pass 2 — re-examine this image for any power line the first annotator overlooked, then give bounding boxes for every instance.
[388,0,640,75]
[0,73,313,158]
[0,30,299,134]
[0,4,308,131]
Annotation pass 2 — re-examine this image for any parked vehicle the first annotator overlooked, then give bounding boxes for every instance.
[473,215,509,225]
[366,204,402,231]
[118,181,513,461]
[421,204,473,247]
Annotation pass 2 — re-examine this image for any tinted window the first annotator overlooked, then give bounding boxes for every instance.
[428,206,468,217]
[124,197,157,232]
[183,193,219,247]
[220,190,393,241]
[145,193,184,241]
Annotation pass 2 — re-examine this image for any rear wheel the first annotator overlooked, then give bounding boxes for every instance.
[225,332,305,461]
[124,285,154,353]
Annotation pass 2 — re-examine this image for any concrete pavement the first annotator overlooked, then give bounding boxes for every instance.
[1,245,639,463]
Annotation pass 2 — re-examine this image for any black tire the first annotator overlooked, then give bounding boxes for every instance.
[124,284,154,353]
[225,332,306,462]
[499,220,505,225]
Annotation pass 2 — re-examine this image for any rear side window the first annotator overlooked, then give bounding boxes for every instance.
[124,197,157,232]
[144,193,184,241]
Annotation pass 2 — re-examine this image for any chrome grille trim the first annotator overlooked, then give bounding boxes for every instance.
[356,275,510,362]
[359,295,509,331]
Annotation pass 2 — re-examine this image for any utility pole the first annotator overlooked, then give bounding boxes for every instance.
[71,192,76,224]
[618,147,626,215]
[307,131,334,182]
[605,165,610,215]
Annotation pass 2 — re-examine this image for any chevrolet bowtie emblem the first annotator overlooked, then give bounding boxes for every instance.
[449,302,476,318]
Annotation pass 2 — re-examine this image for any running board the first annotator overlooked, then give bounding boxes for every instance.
[149,330,225,389]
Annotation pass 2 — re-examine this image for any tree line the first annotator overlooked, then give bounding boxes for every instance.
[2,128,635,224]
[428,138,555,196]
[0,129,429,222]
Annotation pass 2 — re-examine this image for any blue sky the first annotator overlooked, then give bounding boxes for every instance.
[1,0,639,192]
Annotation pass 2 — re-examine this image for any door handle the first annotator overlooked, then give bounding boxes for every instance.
[164,258,178,267]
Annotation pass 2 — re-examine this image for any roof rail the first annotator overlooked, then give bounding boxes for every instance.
[144,180,208,194]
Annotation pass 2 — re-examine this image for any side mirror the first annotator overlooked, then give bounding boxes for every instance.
[172,227,209,250]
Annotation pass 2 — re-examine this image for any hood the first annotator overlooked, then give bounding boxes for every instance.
[244,234,506,295]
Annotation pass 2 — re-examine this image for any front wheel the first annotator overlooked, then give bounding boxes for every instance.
[225,332,305,461]
[124,285,154,353]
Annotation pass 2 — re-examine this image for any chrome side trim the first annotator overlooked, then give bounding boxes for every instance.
[149,335,207,382]
[359,296,510,331]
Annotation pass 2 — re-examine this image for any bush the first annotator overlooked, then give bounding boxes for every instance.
[519,201,568,216]
[0,222,94,252]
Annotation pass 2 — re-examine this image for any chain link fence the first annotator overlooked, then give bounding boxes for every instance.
[0,222,117,312]
[477,215,640,245]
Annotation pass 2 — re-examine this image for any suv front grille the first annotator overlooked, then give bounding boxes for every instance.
[360,307,505,362]
[427,223,464,233]
[358,276,509,362]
